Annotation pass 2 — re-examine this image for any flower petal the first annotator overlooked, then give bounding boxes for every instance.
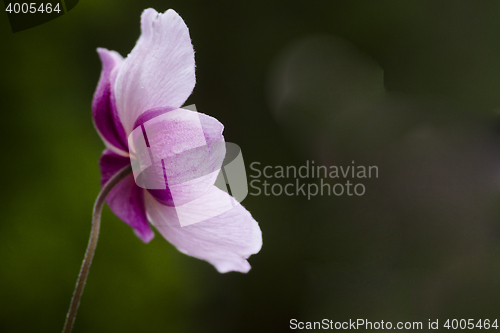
[99,150,154,243]
[92,48,128,155]
[114,9,196,135]
[145,187,262,273]
[129,108,225,206]
[99,149,129,185]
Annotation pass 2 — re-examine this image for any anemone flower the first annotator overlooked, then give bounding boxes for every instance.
[63,8,262,333]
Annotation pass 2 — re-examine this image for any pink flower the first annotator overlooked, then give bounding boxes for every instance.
[92,8,262,273]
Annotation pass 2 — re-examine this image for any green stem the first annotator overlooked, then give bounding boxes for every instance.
[62,164,132,333]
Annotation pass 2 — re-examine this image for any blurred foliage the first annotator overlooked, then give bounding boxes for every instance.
[2,0,500,332]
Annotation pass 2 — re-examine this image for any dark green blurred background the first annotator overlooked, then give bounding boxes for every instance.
[3,1,500,332]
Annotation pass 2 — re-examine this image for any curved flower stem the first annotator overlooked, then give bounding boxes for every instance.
[63,164,132,333]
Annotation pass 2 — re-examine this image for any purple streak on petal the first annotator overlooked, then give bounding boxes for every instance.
[145,187,262,273]
[133,107,176,131]
[140,125,150,147]
[99,149,130,185]
[146,158,174,205]
[114,9,196,135]
[145,158,174,206]
[106,175,154,243]
[99,150,154,243]
[92,48,128,153]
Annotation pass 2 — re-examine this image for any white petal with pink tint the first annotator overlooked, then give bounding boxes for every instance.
[145,187,262,273]
[114,9,196,134]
